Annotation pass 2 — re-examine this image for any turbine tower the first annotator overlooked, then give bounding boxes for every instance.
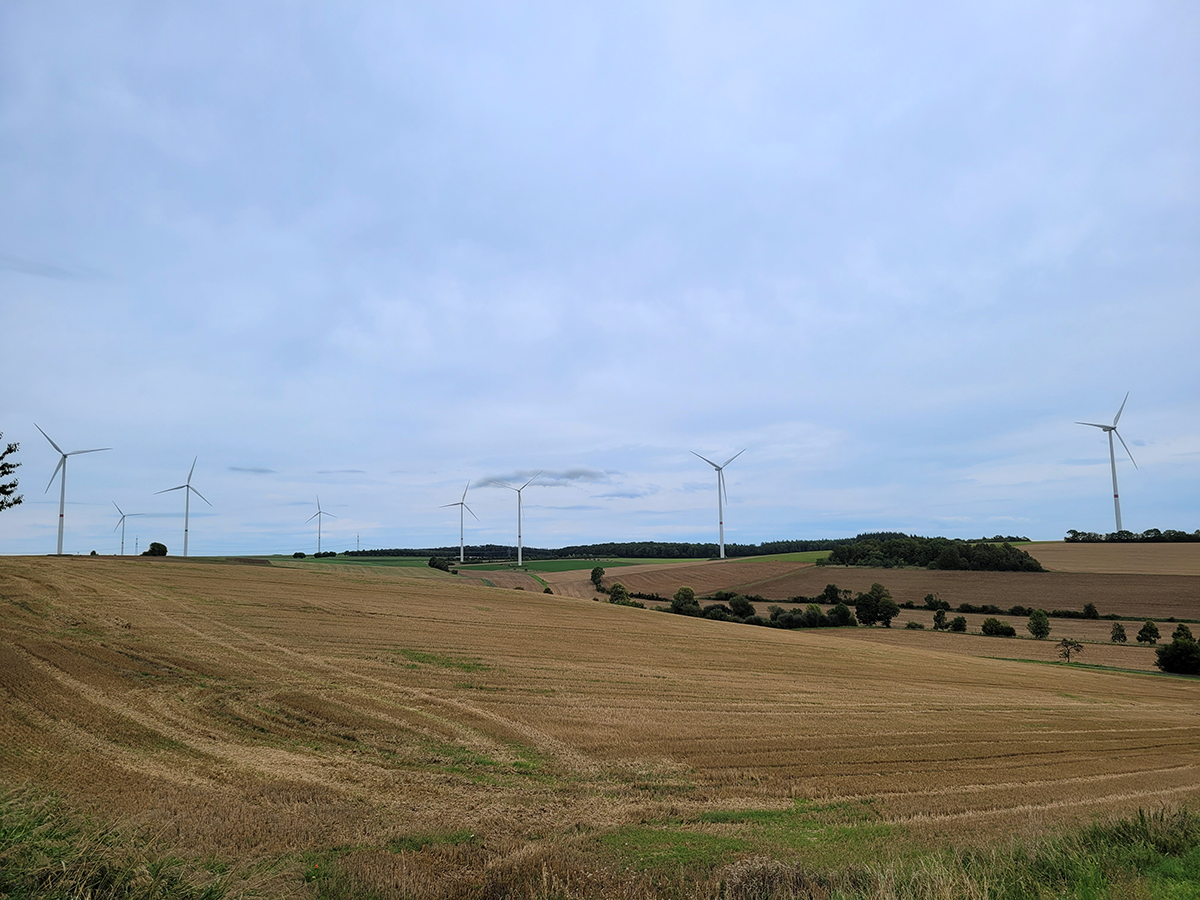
[692,449,745,559]
[35,424,111,555]
[440,480,478,563]
[307,495,337,554]
[491,472,540,566]
[155,457,210,557]
[112,502,144,556]
[1077,393,1137,533]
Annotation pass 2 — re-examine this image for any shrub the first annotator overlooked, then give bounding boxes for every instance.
[905,621,924,629]
[142,542,167,557]
[543,587,552,594]
[1008,605,1032,617]
[1137,621,1160,644]
[428,556,451,572]
[982,617,1017,637]
[949,616,968,633]
[293,551,306,559]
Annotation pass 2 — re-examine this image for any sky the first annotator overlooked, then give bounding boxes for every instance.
[2,2,1197,557]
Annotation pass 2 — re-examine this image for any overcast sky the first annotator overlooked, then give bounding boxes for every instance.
[2,2,1197,557]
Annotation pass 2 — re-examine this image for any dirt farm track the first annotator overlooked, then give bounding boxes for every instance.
[1,551,1198,895]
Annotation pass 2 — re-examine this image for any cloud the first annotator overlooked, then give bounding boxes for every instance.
[228,466,277,474]
[317,469,367,475]
[0,252,103,281]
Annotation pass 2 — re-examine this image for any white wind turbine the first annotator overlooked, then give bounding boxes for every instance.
[692,449,745,559]
[112,502,144,556]
[307,495,337,554]
[155,457,210,557]
[441,481,478,563]
[35,424,111,556]
[491,472,541,567]
[1077,393,1138,533]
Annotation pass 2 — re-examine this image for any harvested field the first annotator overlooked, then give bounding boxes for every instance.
[1,555,1198,897]
[1021,541,1200,575]
[539,556,812,600]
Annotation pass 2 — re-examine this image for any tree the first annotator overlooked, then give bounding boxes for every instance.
[932,608,948,631]
[0,434,21,513]
[1155,624,1200,675]
[608,582,630,605]
[1110,622,1127,643]
[728,594,756,619]
[428,556,451,572]
[855,583,893,627]
[1027,609,1051,640]
[949,616,968,633]
[1058,638,1083,662]
[1083,602,1099,620]
[827,602,857,627]
[142,542,167,557]
[671,586,700,616]
[590,566,605,589]
[1137,621,1160,645]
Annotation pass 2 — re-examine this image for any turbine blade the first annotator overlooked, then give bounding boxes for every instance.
[1114,429,1138,469]
[722,448,746,468]
[1113,392,1129,427]
[67,447,111,456]
[113,501,124,516]
[307,511,321,522]
[464,503,479,521]
[439,502,461,509]
[44,457,64,493]
[187,457,198,485]
[156,484,186,494]
[189,485,212,506]
[691,450,719,469]
[521,471,542,490]
[461,480,470,502]
[1076,422,1109,429]
[325,511,338,519]
[35,423,64,455]
[721,469,729,505]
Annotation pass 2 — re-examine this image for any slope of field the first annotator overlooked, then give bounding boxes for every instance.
[1021,541,1200,575]
[542,556,814,599]
[2,556,1198,897]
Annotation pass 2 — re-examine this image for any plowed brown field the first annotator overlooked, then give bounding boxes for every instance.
[1,555,1197,897]
[1021,541,1200,575]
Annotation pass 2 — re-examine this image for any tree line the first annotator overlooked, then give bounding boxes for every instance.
[825,536,1044,571]
[1065,529,1200,543]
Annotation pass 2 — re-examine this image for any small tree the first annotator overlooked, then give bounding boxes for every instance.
[1083,602,1100,620]
[932,608,948,631]
[1137,621,1160,645]
[590,566,605,589]
[828,602,857,627]
[1110,622,1127,643]
[949,616,967,633]
[982,617,1017,637]
[142,542,167,557]
[608,582,630,604]
[855,583,893,627]
[728,594,756,619]
[1027,609,1051,640]
[0,434,21,513]
[671,586,700,616]
[428,556,451,572]
[1058,638,1083,662]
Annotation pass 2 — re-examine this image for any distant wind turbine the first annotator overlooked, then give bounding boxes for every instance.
[155,457,210,557]
[692,449,745,559]
[1077,393,1138,532]
[35,424,111,556]
[307,495,337,554]
[440,481,478,563]
[491,472,541,567]
[112,502,143,556]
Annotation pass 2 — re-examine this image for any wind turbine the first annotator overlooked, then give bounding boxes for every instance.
[155,457,210,557]
[35,424,111,556]
[307,495,337,554]
[692,449,745,559]
[440,480,478,563]
[112,502,143,556]
[491,472,541,566]
[1077,393,1138,532]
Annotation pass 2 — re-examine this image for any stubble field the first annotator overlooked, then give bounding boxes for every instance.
[1,553,1198,897]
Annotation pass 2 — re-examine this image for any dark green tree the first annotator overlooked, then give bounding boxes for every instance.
[142,542,167,557]
[1137,621,1160,645]
[982,617,1017,637]
[932,608,948,631]
[590,566,605,589]
[671,586,700,617]
[1027,609,1051,640]
[949,616,968,633]
[728,594,756,619]
[1083,602,1100,620]
[0,434,21,513]
[1110,622,1127,643]
[608,582,630,605]
[828,602,857,627]
[1155,624,1200,675]
[855,583,894,626]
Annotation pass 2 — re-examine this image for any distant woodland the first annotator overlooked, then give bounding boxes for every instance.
[1065,528,1200,543]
